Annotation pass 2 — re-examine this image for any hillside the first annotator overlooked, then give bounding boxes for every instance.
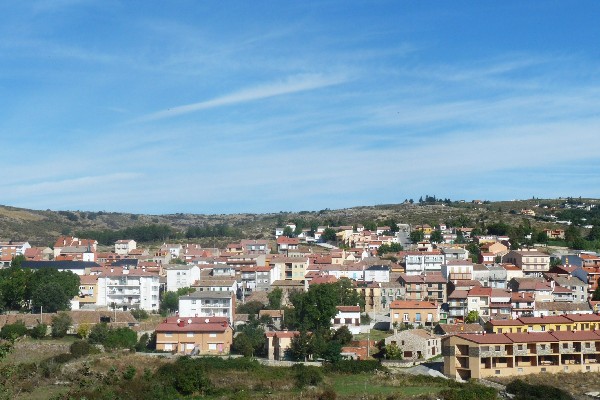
[0,198,594,246]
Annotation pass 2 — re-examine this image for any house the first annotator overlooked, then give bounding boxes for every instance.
[533,301,592,317]
[241,240,270,255]
[277,236,300,253]
[503,250,550,276]
[389,300,439,327]
[73,275,98,309]
[155,316,233,355]
[164,264,201,292]
[447,290,469,323]
[265,331,300,360]
[270,256,309,281]
[434,323,484,336]
[384,329,441,360]
[442,247,470,261]
[543,229,565,240]
[355,281,382,313]
[442,260,473,283]
[259,309,284,330]
[511,292,535,318]
[0,241,31,258]
[443,331,600,380]
[364,265,390,283]
[467,287,492,320]
[53,236,97,260]
[331,305,361,335]
[241,266,272,293]
[178,290,235,323]
[114,239,136,255]
[485,314,600,334]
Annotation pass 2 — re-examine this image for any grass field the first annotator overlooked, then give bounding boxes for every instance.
[354,329,390,342]
[329,374,443,397]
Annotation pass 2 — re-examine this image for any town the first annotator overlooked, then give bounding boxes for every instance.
[1,198,600,398]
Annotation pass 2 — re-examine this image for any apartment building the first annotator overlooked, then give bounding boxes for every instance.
[443,331,600,380]
[155,317,232,355]
[389,300,439,327]
[404,251,445,275]
[95,267,160,311]
[178,290,235,323]
[398,273,447,303]
[503,250,550,276]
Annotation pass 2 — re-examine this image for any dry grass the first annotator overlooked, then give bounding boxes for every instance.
[0,208,44,222]
[494,371,600,398]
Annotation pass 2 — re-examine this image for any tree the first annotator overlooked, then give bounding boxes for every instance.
[51,312,73,338]
[287,330,312,361]
[31,282,73,313]
[10,254,25,269]
[465,310,479,324]
[282,226,294,237]
[409,230,424,243]
[384,342,403,360]
[160,291,180,315]
[236,300,265,315]
[29,323,48,339]
[429,230,443,243]
[267,288,283,309]
[0,266,31,311]
[377,243,403,256]
[321,228,337,242]
[28,269,79,312]
[332,325,353,345]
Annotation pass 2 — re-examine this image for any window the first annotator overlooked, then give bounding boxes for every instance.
[187,333,194,338]
[495,370,501,375]
[541,325,546,332]
[586,342,591,349]
[415,313,421,322]
[541,367,547,372]
[208,343,217,350]
[165,333,173,337]
[482,346,490,352]
[210,333,217,338]
[518,368,523,373]
[541,344,546,350]
[495,346,501,351]
[517,345,523,350]
[403,313,409,322]
[563,343,568,349]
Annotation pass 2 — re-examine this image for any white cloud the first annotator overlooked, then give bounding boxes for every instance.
[133,74,348,122]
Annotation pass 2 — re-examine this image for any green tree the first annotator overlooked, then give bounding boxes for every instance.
[593,278,600,301]
[332,325,353,345]
[282,226,294,237]
[267,287,283,309]
[409,230,424,243]
[236,300,265,315]
[321,227,338,242]
[28,269,79,312]
[31,282,73,313]
[429,230,443,243]
[160,291,180,315]
[0,266,31,311]
[88,322,110,344]
[29,323,48,339]
[287,330,312,361]
[384,342,403,360]
[465,310,479,323]
[0,321,28,341]
[51,312,73,338]
[10,254,26,268]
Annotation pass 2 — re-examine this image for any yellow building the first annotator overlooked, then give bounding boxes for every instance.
[389,300,439,326]
[155,317,233,355]
[485,314,600,333]
[443,331,600,380]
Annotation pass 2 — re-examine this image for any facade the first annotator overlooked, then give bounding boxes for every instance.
[486,314,600,334]
[441,260,473,283]
[178,290,235,323]
[155,317,232,355]
[503,250,550,276]
[443,331,600,380]
[270,256,309,281]
[114,239,136,255]
[331,305,361,335]
[265,331,300,360]
[95,268,160,311]
[398,273,447,304]
[404,251,445,275]
[389,300,439,326]
[165,264,200,292]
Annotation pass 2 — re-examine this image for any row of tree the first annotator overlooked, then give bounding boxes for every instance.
[0,263,80,313]
[76,224,177,245]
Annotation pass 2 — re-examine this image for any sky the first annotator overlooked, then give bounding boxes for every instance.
[1,1,599,214]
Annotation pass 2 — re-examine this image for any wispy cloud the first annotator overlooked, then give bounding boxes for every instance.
[133,74,348,123]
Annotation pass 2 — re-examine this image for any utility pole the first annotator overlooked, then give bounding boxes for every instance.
[40,305,43,324]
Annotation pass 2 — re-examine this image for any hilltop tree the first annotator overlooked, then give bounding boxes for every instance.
[321,228,337,242]
[429,230,443,243]
[409,230,424,243]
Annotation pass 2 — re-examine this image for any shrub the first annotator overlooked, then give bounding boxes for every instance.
[0,321,28,341]
[122,365,136,380]
[104,327,137,350]
[130,309,149,320]
[439,382,497,400]
[157,356,212,395]
[70,340,98,358]
[77,323,91,339]
[29,323,48,339]
[88,322,110,344]
[293,364,323,388]
[324,360,384,374]
[135,333,149,352]
[51,312,72,338]
[506,379,573,400]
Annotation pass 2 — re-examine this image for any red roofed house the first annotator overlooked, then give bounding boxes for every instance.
[277,236,299,253]
[155,316,232,355]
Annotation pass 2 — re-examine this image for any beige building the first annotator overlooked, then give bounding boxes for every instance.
[443,331,600,380]
[265,331,300,360]
[155,316,232,355]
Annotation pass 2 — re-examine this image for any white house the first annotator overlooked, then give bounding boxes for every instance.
[331,305,361,335]
[405,252,445,275]
[364,265,390,283]
[114,239,136,255]
[165,264,201,292]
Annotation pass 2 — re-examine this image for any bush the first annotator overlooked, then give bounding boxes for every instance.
[157,356,212,395]
[439,382,497,400]
[122,365,136,380]
[506,379,574,400]
[70,340,98,358]
[0,321,28,341]
[135,333,149,352]
[88,322,110,344]
[29,323,48,339]
[104,327,137,350]
[293,364,323,388]
[51,312,72,338]
[324,360,384,374]
[77,323,91,339]
[130,309,149,320]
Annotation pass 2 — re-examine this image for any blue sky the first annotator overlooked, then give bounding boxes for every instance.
[1,1,599,214]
